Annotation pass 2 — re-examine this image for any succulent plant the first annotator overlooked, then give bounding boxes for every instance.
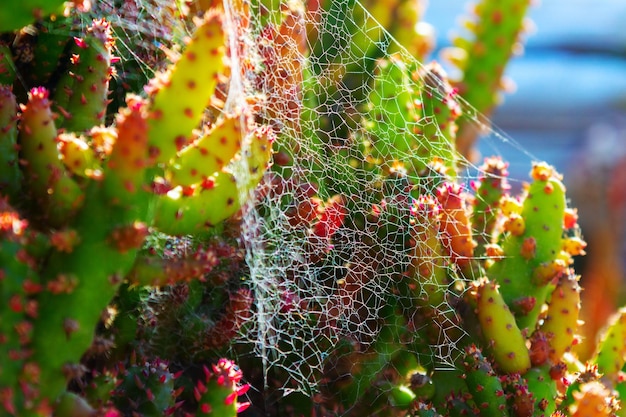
[1,0,625,416]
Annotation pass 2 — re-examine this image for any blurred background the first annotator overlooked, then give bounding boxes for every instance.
[425,0,626,358]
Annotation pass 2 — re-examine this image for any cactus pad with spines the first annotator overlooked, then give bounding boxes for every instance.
[0,0,67,31]
[195,359,250,416]
[419,62,461,175]
[539,272,581,364]
[147,10,226,164]
[461,344,508,416]
[167,114,245,187]
[446,0,532,159]
[0,86,20,200]
[472,157,510,256]
[153,123,274,235]
[473,278,531,374]
[487,162,568,332]
[436,181,476,273]
[52,18,115,132]
[19,87,83,227]
[591,307,626,382]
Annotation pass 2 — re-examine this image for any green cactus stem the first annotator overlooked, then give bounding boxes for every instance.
[461,344,509,416]
[500,372,539,416]
[0,86,21,201]
[0,199,45,416]
[409,195,447,310]
[58,133,102,179]
[445,0,532,159]
[538,271,581,364]
[195,358,250,416]
[487,162,568,332]
[0,43,16,85]
[19,87,83,227]
[147,10,226,165]
[0,0,66,31]
[26,99,151,405]
[102,95,151,206]
[419,62,461,176]
[153,124,274,235]
[52,392,95,417]
[111,358,179,417]
[367,55,425,175]
[23,17,70,88]
[591,307,626,382]
[472,157,510,256]
[167,114,245,187]
[53,18,115,132]
[473,278,530,374]
[523,364,558,416]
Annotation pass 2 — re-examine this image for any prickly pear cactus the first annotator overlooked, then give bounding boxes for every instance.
[1,0,625,416]
[0,5,272,416]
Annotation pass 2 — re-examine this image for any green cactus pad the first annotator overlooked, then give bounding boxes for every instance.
[523,364,558,416]
[23,17,70,87]
[0,86,21,201]
[154,124,273,234]
[19,87,83,226]
[53,18,115,132]
[147,10,226,164]
[462,344,509,416]
[539,272,581,364]
[102,96,150,206]
[446,0,532,158]
[591,307,626,382]
[168,114,245,187]
[58,133,102,179]
[419,62,461,175]
[367,55,425,174]
[487,162,567,332]
[474,278,531,374]
[196,359,250,416]
[409,195,447,309]
[112,359,178,416]
[0,200,44,413]
[28,180,151,402]
[472,157,509,256]
[0,0,66,31]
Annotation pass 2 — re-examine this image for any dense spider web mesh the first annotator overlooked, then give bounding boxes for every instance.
[88,0,537,410]
[223,0,535,404]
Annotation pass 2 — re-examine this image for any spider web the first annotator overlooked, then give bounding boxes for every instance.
[222,0,536,409]
[67,0,537,412]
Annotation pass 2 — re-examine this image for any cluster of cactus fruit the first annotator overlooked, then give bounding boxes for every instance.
[1,0,626,417]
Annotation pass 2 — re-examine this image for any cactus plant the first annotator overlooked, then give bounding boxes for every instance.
[0,5,272,415]
[1,0,625,416]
